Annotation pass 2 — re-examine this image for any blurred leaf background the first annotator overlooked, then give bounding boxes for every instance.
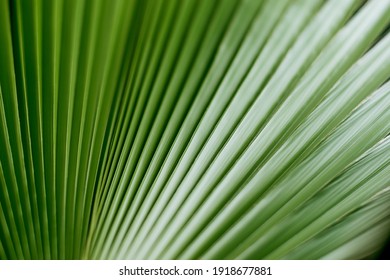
[1,0,390,260]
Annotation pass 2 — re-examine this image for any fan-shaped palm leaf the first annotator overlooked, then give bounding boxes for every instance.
[0,0,390,260]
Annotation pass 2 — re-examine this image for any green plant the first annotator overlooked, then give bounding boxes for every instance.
[0,0,389,260]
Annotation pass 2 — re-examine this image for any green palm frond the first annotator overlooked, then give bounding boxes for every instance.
[0,0,390,260]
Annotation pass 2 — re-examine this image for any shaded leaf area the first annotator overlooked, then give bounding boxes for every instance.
[0,0,390,259]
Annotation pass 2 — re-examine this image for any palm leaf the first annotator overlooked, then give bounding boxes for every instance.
[0,0,389,260]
